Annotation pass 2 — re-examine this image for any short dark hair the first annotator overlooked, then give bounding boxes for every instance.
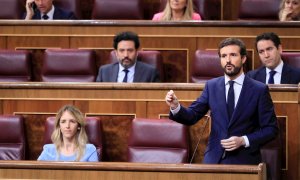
[113,31,140,50]
[218,38,247,57]
[255,32,281,51]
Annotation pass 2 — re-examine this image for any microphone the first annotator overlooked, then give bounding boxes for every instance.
[189,111,211,164]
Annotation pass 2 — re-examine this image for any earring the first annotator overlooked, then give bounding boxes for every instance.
[77,127,81,130]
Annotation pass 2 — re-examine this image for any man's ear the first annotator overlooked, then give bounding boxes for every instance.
[278,44,283,54]
[242,55,247,64]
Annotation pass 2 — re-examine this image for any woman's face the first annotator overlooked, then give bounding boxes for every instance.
[170,0,187,11]
[59,111,79,140]
[284,0,300,11]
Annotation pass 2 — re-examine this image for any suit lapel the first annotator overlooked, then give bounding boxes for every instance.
[256,67,267,83]
[133,62,142,82]
[111,63,119,82]
[281,64,291,84]
[228,76,253,128]
[214,77,230,125]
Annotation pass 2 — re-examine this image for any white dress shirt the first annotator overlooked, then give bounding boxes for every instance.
[265,60,283,84]
[117,63,136,83]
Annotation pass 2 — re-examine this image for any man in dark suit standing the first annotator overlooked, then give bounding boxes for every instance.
[165,38,278,165]
[96,31,160,83]
[25,0,76,20]
[247,32,300,84]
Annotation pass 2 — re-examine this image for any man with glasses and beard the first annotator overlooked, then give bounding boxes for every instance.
[96,31,160,83]
[165,38,278,165]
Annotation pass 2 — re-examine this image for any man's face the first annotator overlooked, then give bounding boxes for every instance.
[115,40,138,69]
[256,40,282,70]
[34,0,53,14]
[220,45,246,78]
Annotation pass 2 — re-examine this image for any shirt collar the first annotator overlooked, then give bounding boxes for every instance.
[224,73,245,86]
[266,60,283,75]
[42,5,55,20]
[118,61,137,73]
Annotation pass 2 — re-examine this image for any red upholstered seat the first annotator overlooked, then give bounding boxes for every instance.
[238,0,281,20]
[53,0,82,19]
[0,50,31,82]
[92,0,144,20]
[128,118,189,163]
[41,49,96,82]
[0,0,25,19]
[281,52,300,68]
[191,50,223,83]
[158,0,221,20]
[44,117,103,161]
[109,50,164,81]
[0,115,26,160]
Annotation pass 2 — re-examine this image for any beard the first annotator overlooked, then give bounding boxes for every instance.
[120,57,135,69]
[223,62,243,77]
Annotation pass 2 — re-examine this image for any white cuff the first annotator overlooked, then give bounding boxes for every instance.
[170,104,181,115]
[242,136,250,147]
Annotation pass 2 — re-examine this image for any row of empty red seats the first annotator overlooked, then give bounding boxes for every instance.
[0,0,280,20]
[0,49,299,83]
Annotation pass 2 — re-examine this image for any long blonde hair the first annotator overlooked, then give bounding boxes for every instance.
[161,0,195,21]
[279,0,300,20]
[51,105,88,161]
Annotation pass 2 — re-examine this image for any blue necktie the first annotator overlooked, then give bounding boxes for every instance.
[227,81,235,119]
[268,70,276,84]
[42,14,49,20]
[122,69,129,83]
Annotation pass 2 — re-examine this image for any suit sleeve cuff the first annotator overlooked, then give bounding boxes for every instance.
[170,104,181,115]
[243,136,250,147]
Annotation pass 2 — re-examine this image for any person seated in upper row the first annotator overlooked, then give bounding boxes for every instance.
[37,105,98,161]
[247,32,300,84]
[152,0,202,21]
[24,0,76,20]
[96,31,160,83]
[279,0,300,21]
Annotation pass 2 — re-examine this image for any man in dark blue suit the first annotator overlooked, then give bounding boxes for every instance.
[24,0,76,20]
[165,38,278,165]
[247,32,300,84]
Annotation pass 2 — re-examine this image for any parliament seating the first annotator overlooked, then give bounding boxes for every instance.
[0,0,25,19]
[43,116,103,161]
[41,49,96,82]
[53,0,82,19]
[281,52,300,68]
[238,0,281,20]
[0,115,26,160]
[109,50,164,81]
[91,0,144,20]
[0,50,31,82]
[190,50,223,83]
[127,118,189,163]
[158,0,221,20]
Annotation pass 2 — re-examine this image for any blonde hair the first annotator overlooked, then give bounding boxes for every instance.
[161,0,195,21]
[279,0,300,21]
[51,105,88,161]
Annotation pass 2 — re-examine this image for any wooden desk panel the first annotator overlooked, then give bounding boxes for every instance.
[0,161,266,180]
[0,82,298,180]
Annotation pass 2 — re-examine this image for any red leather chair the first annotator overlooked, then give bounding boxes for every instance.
[0,50,31,82]
[0,0,25,19]
[44,116,103,161]
[191,50,223,83]
[281,52,300,68]
[53,0,82,19]
[238,0,281,20]
[41,49,96,82]
[158,0,221,20]
[128,118,189,163]
[92,0,144,20]
[0,115,26,160]
[109,50,164,81]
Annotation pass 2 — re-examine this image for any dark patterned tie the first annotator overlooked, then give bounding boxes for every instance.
[268,70,276,84]
[122,69,129,83]
[227,81,235,119]
[42,14,49,20]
